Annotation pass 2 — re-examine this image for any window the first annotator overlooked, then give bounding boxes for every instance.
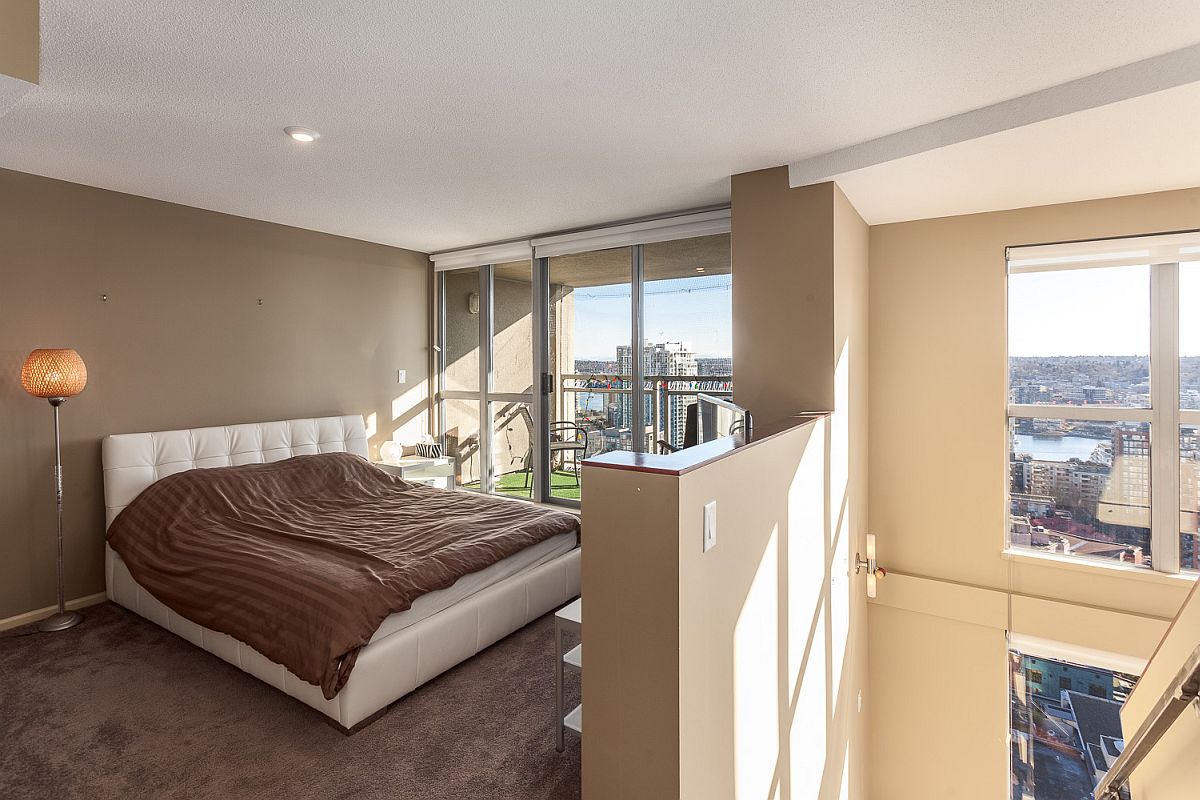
[1007,233,1200,574]
[433,210,732,507]
[643,236,733,452]
[436,259,535,494]
[542,233,731,504]
[1182,264,1200,567]
[1009,648,1138,799]
[547,245,634,497]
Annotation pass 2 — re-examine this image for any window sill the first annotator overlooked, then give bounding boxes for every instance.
[1002,548,1197,588]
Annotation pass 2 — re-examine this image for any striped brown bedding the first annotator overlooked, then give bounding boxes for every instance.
[106,452,579,699]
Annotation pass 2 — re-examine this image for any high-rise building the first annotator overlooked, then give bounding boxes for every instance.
[616,342,698,447]
[697,357,732,377]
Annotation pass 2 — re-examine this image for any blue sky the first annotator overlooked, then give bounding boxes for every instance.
[1009,263,1199,357]
[568,262,1196,362]
[571,275,732,360]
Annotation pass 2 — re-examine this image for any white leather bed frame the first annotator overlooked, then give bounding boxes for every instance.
[102,415,581,731]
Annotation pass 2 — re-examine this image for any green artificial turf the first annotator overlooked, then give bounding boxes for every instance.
[464,469,581,501]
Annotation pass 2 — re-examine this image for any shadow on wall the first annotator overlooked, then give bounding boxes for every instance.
[350,380,431,464]
[728,341,863,800]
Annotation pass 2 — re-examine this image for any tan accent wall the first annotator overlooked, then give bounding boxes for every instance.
[731,169,835,421]
[871,187,1200,599]
[869,602,1010,797]
[0,168,429,621]
[867,187,1200,798]
[583,171,869,799]
[0,0,38,84]
[677,415,870,800]
[580,465,682,799]
[582,419,868,800]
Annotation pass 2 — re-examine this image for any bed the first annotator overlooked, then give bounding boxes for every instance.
[102,414,581,731]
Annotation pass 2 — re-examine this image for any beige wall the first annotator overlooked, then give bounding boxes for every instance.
[0,168,429,621]
[0,0,38,84]
[869,603,1010,798]
[582,171,870,799]
[580,464,682,799]
[731,170,835,421]
[831,182,871,800]
[867,186,1200,798]
[583,417,867,799]
[870,186,1200,601]
[677,414,868,800]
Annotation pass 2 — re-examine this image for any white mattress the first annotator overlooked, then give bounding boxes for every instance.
[368,530,578,643]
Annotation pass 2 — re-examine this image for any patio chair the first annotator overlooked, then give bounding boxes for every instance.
[508,408,590,495]
[550,421,589,489]
[656,402,699,454]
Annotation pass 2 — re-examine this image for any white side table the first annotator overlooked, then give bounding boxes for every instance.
[555,597,582,752]
[372,456,455,490]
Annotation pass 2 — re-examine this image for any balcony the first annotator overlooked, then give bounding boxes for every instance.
[555,371,733,454]
[447,372,733,502]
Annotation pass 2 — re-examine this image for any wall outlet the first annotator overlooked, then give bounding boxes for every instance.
[397,369,407,384]
[703,501,717,552]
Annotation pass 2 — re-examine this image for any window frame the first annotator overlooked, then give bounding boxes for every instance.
[435,264,538,496]
[1005,237,1200,575]
[433,212,733,508]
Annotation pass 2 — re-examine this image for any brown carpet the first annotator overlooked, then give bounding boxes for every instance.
[0,602,581,800]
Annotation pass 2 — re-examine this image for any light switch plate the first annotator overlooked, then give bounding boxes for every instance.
[397,369,407,384]
[703,501,717,552]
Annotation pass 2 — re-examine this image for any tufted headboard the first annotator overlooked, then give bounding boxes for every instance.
[101,415,368,529]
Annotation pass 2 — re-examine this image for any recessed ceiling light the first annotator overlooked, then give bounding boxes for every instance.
[284,126,320,143]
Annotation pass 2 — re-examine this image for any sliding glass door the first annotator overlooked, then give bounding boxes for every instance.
[434,211,732,508]
[537,234,732,506]
[642,235,733,451]
[488,259,536,497]
[437,260,535,495]
[544,246,633,500]
[439,266,484,489]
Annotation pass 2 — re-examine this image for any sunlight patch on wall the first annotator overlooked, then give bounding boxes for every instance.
[830,496,852,702]
[830,335,855,702]
[390,379,429,444]
[790,602,828,800]
[789,417,827,689]
[831,339,851,514]
[391,382,428,422]
[734,524,779,800]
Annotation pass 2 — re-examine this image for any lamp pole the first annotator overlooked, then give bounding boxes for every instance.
[38,397,83,632]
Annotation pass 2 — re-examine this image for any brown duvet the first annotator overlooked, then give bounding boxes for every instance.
[106,452,579,699]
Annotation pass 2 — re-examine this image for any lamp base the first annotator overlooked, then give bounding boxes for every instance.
[38,610,83,632]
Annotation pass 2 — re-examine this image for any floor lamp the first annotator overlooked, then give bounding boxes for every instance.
[21,348,88,632]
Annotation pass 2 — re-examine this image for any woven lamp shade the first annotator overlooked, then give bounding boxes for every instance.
[21,349,88,399]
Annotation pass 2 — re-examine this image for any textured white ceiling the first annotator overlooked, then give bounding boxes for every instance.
[3,2,1200,252]
[833,80,1200,226]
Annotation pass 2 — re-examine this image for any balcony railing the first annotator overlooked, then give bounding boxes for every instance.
[557,372,733,454]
